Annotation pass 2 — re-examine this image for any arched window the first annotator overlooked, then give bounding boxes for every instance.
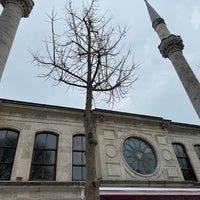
[172,143,196,181]
[72,134,86,181]
[0,129,19,180]
[194,145,200,159]
[30,132,58,180]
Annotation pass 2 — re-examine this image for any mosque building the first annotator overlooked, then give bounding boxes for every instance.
[0,0,199,199]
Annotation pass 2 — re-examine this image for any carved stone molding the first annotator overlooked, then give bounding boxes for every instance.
[0,0,34,17]
[158,34,184,58]
[162,149,172,161]
[152,17,165,30]
[105,144,117,158]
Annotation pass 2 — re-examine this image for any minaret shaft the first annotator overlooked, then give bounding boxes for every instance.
[145,1,200,119]
[169,51,200,117]
[154,23,170,40]
[0,0,34,80]
[0,3,22,79]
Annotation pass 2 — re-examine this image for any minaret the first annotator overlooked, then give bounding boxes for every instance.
[0,0,34,80]
[144,0,200,119]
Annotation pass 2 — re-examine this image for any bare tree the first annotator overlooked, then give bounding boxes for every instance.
[32,0,136,199]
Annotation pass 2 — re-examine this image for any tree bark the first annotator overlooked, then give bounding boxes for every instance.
[84,18,100,200]
[84,86,99,200]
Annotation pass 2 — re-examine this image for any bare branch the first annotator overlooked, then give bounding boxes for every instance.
[31,2,137,198]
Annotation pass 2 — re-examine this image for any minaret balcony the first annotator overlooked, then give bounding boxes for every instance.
[0,0,34,17]
[158,34,184,58]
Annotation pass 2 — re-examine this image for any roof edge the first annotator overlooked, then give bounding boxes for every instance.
[0,98,199,128]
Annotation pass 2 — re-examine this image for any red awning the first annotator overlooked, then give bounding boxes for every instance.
[100,195,200,200]
[100,188,200,200]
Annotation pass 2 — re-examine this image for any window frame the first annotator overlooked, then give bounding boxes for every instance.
[194,145,200,159]
[72,134,86,181]
[172,143,196,181]
[30,132,58,181]
[122,136,157,175]
[0,129,19,181]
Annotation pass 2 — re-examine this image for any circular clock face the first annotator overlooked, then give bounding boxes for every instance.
[122,137,157,175]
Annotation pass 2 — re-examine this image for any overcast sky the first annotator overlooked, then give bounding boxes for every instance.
[0,0,199,125]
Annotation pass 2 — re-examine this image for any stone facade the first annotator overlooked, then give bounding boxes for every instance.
[0,99,200,199]
[0,1,199,199]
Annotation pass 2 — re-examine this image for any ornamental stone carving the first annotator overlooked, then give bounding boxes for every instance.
[162,149,172,161]
[105,144,117,158]
[0,0,34,17]
[158,34,184,58]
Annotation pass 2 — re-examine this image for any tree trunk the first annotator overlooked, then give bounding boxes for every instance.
[84,18,100,200]
[84,85,100,200]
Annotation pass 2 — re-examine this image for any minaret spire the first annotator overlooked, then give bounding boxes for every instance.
[144,0,163,25]
[144,1,200,119]
[144,0,170,39]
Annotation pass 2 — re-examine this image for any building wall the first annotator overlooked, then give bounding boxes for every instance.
[0,102,85,182]
[96,112,200,182]
[0,100,200,199]
[0,183,83,200]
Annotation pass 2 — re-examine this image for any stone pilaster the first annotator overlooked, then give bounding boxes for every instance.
[0,0,34,80]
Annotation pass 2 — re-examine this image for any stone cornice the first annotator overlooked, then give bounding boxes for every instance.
[0,0,34,17]
[0,181,85,187]
[158,34,184,58]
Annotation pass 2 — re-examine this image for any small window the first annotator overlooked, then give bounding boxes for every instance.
[72,134,86,181]
[172,143,196,181]
[194,145,200,159]
[0,129,19,180]
[30,132,58,180]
